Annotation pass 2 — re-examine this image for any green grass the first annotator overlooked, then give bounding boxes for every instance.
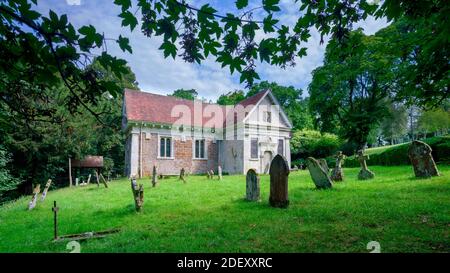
[1,165,449,253]
[364,143,406,155]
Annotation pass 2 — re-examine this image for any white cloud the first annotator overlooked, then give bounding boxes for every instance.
[33,0,389,100]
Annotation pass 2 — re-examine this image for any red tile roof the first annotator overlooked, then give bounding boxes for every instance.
[71,156,104,168]
[123,89,268,128]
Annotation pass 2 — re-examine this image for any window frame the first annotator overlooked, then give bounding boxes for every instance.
[193,138,208,160]
[250,138,259,159]
[158,135,174,159]
[278,138,284,156]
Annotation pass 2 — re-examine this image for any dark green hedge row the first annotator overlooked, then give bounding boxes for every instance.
[339,136,450,168]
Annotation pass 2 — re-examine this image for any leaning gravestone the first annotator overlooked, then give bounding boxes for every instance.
[269,154,290,208]
[28,184,41,210]
[331,151,346,181]
[151,165,157,187]
[318,159,330,174]
[408,140,440,178]
[209,170,214,179]
[40,179,52,201]
[306,157,333,189]
[357,150,375,180]
[246,169,260,201]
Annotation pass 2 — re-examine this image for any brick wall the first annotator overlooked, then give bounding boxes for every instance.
[140,133,218,176]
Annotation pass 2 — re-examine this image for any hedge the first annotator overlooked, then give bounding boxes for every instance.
[337,135,450,168]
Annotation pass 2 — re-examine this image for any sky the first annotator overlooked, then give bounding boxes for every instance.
[34,0,389,101]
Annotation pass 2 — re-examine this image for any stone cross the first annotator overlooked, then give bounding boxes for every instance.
[357,149,375,180]
[152,165,157,187]
[408,140,440,178]
[218,166,223,180]
[28,184,41,210]
[52,201,59,240]
[331,151,346,181]
[306,157,333,189]
[246,169,260,201]
[269,154,290,208]
[179,168,186,183]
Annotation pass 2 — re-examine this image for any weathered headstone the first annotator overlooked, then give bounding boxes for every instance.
[41,179,52,201]
[218,166,223,180]
[269,154,290,208]
[99,173,108,188]
[131,176,144,212]
[330,151,346,181]
[246,169,260,201]
[87,174,91,184]
[408,140,440,178]
[209,170,214,179]
[75,177,79,187]
[357,149,375,180]
[28,184,41,210]
[179,168,186,183]
[152,165,157,187]
[306,157,333,189]
[318,159,330,174]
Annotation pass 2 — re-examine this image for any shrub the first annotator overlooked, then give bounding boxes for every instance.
[291,129,342,159]
[340,135,450,167]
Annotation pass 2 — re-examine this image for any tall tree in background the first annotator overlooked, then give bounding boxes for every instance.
[217,90,246,105]
[170,89,198,100]
[418,107,450,137]
[379,102,408,145]
[309,30,396,149]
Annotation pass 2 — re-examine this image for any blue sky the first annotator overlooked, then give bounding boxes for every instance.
[34,0,388,101]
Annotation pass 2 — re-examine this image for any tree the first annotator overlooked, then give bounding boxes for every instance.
[418,108,450,137]
[170,89,198,100]
[0,146,19,203]
[246,81,313,130]
[290,129,342,159]
[217,90,246,105]
[309,30,396,149]
[112,0,448,105]
[379,102,408,145]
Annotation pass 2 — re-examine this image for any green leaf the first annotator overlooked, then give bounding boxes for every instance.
[263,0,280,13]
[114,0,132,11]
[119,11,138,31]
[263,14,279,33]
[117,35,132,53]
[159,41,177,59]
[235,0,248,9]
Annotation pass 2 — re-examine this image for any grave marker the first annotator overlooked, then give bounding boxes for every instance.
[269,154,290,208]
[28,184,41,210]
[131,176,144,212]
[152,165,157,187]
[357,149,375,180]
[41,179,52,202]
[306,157,333,189]
[246,169,260,201]
[408,140,440,178]
[331,151,346,181]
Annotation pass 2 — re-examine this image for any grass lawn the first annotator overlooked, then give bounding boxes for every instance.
[0,165,449,253]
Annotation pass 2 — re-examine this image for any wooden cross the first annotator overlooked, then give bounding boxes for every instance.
[52,201,59,240]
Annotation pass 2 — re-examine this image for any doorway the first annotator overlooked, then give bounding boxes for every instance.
[263,151,273,174]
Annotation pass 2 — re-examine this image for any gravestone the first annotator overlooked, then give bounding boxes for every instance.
[408,140,440,178]
[357,150,375,180]
[269,154,290,208]
[179,168,186,183]
[218,166,223,180]
[131,176,144,212]
[41,179,52,201]
[246,169,260,201]
[318,159,330,174]
[209,170,214,179]
[152,165,157,187]
[28,184,41,210]
[306,157,333,189]
[331,151,346,181]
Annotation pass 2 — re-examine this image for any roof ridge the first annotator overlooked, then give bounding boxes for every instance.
[124,88,221,106]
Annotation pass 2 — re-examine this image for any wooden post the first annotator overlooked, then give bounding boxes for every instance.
[41,179,52,201]
[95,169,100,187]
[69,157,72,187]
[52,201,59,240]
[152,165,157,187]
[99,173,108,188]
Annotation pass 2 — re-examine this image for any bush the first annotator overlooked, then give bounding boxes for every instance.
[341,135,450,167]
[291,129,342,160]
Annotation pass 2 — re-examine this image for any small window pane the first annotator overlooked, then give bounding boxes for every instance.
[200,140,205,158]
[251,138,258,158]
[160,138,165,157]
[195,140,199,158]
[278,139,284,156]
[166,138,171,157]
